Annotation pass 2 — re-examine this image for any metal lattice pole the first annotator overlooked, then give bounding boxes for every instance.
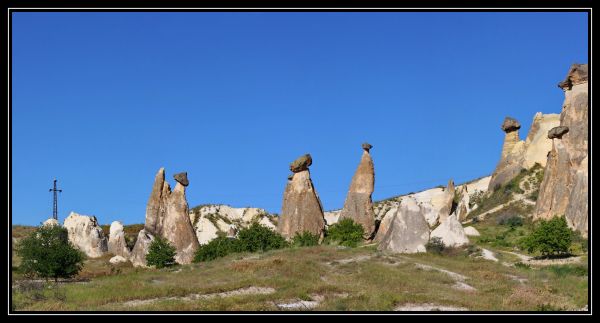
[49,179,62,220]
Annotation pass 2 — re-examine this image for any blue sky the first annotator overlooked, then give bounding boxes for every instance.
[11,12,588,225]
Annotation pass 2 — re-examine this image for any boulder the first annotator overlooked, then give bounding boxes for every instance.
[108,221,130,258]
[278,155,325,240]
[362,142,373,151]
[548,126,569,139]
[338,144,376,238]
[430,214,469,248]
[173,172,189,187]
[42,218,59,227]
[109,255,128,264]
[63,212,108,258]
[501,117,521,132]
[130,229,155,267]
[289,154,312,173]
[534,64,589,238]
[463,226,480,237]
[377,197,430,253]
[558,63,588,90]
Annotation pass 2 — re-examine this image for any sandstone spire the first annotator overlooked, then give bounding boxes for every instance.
[534,64,588,238]
[278,154,326,241]
[338,142,376,239]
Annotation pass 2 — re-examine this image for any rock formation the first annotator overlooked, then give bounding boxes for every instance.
[109,255,128,264]
[338,143,376,238]
[489,112,560,190]
[108,221,130,258]
[436,179,455,224]
[463,226,480,237]
[278,154,326,240]
[534,64,588,237]
[454,186,470,222]
[376,197,430,253]
[430,214,469,247]
[63,212,108,258]
[42,218,59,227]
[134,168,199,264]
[130,229,155,267]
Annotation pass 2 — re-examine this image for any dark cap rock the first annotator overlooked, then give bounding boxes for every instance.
[173,172,189,187]
[548,126,569,139]
[290,154,312,173]
[362,142,373,151]
[501,117,521,133]
[558,64,588,90]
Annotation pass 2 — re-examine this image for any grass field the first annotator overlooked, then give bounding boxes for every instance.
[11,242,588,311]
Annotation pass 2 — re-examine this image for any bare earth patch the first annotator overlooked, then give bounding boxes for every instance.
[122,286,276,307]
[394,303,468,311]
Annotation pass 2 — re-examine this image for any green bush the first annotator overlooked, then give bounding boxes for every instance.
[521,216,573,257]
[499,215,524,228]
[426,237,445,254]
[325,219,364,247]
[16,225,84,281]
[292,231,320,247]
[547,264,587,277]
[193,236,240,262]
[237,222,289,252]
[146,237,177,268]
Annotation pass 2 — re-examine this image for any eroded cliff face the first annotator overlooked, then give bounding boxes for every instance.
[534,64,588,238]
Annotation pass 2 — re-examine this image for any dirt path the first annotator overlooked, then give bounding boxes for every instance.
[122,286,276,307]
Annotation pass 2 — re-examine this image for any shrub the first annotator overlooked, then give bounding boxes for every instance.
[514,262,531,270]
[237,223,289,252]
[521,216,574,257]
[292,231,320,247]
[16,225,85,282]
[325,219,364,247]
[547,264,587,277]
[426,237,445,254]
[498,215,524,228]
[193,236,240,262]
[146,237,177,268]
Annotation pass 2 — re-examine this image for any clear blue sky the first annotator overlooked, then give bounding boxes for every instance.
[11,12,588,225]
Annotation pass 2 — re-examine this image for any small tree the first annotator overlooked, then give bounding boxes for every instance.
[521,216,574,257]
[16,225,84,282]
[325,219,364,247]
[146,237,177,268]
[292,231,320,247]
[237,223,289,252]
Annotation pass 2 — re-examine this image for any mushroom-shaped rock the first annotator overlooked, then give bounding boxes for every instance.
[362,142,373,152]
[173,172,189,187]
[278,155,325,240]
[548,126,569,139]
[339,143,376,238]
[558,63,588,90]
[501,117,521,133]
[289,154,312,173]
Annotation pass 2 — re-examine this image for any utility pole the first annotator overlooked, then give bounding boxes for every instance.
[49,179,62,220]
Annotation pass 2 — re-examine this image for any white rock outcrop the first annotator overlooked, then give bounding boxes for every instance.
[463,226,480,237]
[130,229,155,267]
[109,255,128,264]
[108,221,131,258]
[430,214,469,248]
[63,212,108,258]
[42,218,59,227]
[376,197,430,253]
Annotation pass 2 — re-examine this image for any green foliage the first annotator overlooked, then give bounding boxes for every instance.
[426,237,445,254]
[514,262,531,270]
[193,223,288,263]
[237,222,289,252]
[528,191,539,201]
[193,236,241,262]
[547,264,588,277]
[16,225,84,281]
[325,219,364,247]
[292,231,320,247]
[521,217,574,257]
[498,215,524,228]
[146,237,177,268]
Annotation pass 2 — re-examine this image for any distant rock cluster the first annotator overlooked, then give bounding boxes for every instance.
[41,64,587,260]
